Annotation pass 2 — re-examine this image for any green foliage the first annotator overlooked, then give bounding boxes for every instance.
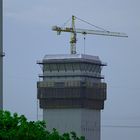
[0,110,85,140]
[0,110,47,140]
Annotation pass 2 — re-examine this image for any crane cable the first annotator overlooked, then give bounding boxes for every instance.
[61,16,108,32]
[61,17,71,28]
[74,16,108,32]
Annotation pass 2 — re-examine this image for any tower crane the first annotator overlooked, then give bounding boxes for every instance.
[52,15,128,54]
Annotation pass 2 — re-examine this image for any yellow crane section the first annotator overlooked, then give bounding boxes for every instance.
[52,15,128,54]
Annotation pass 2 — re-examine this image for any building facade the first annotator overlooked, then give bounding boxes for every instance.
[37,54,107,140]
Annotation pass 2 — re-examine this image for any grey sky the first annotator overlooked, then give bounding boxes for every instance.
[3,0,140,140]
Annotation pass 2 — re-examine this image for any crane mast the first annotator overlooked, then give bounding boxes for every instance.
[52,15,128,54]
[70,15,76,54]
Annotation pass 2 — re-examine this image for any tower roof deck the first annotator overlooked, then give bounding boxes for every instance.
[37,54,107,66]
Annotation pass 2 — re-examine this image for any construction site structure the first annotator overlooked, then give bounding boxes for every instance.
[37,16,127,140]
[37,54,107,140]
[52,15,128,54]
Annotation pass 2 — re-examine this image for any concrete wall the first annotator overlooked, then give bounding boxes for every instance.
[81,109,100,140]
[0,0,3,110]
[43,109,100,140]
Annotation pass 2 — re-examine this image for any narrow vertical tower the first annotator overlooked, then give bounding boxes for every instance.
[37,54,107,140]
[0,0,3,110]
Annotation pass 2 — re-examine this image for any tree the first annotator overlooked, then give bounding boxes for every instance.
[0,110,85,140]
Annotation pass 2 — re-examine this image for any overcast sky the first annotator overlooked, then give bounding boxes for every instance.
[3,0,140,140]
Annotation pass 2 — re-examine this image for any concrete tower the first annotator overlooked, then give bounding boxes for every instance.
[0,0,3,110]
[37,54,107,140]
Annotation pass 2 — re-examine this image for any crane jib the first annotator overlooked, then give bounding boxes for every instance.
[52,26,128,37]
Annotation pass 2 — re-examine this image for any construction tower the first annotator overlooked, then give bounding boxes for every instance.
[37,54,107,140]
[37,16,127,140]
